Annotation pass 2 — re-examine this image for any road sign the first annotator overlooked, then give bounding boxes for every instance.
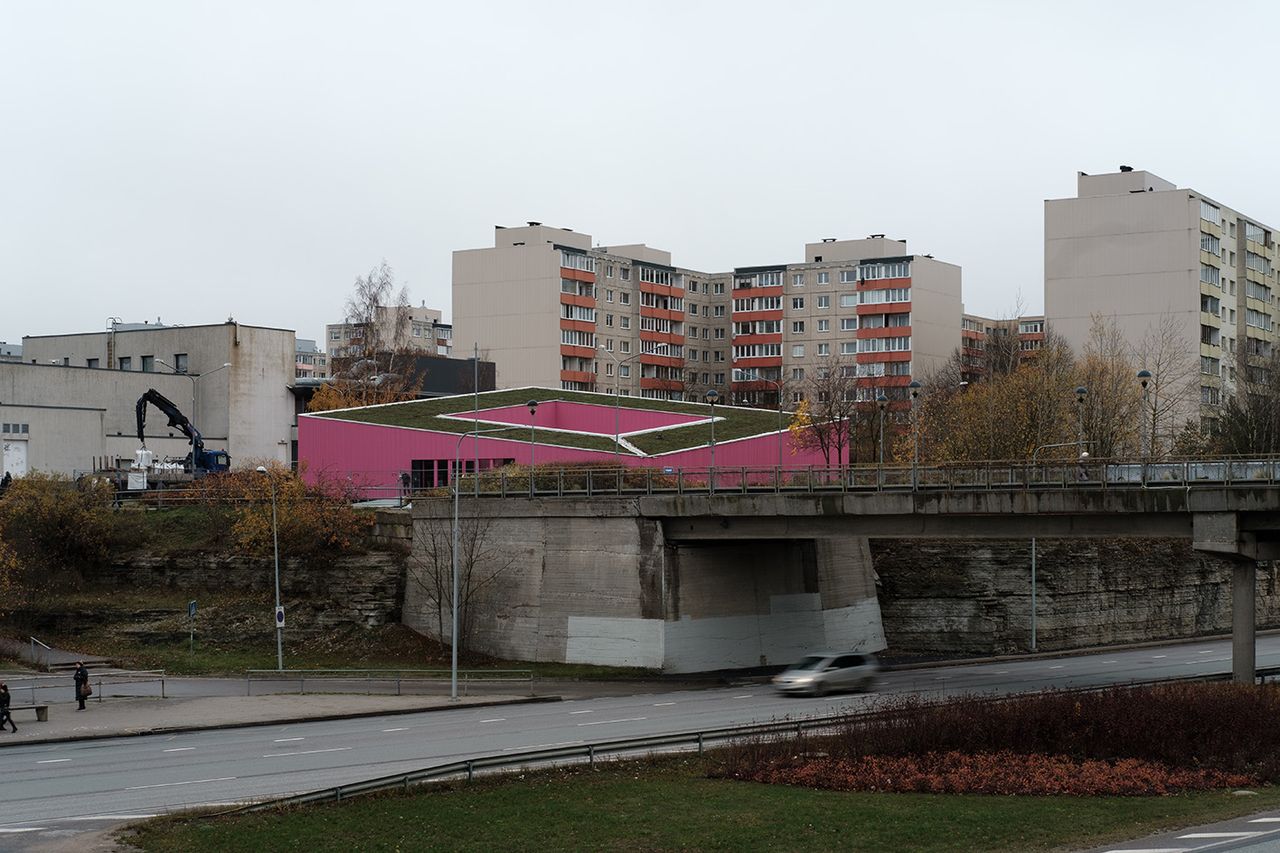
[188,600,197,619]
[275,606,285,628]
[662,467,674,474]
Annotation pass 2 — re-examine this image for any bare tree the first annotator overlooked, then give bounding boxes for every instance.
[407,510,518,658]
[1215,354,1280,455]
[1133,313,1198,458]
[310,261,425,411]
[788,354,861,465]
[1078,315,1141,458]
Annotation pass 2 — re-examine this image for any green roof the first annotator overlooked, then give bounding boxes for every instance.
[308,387,788,456]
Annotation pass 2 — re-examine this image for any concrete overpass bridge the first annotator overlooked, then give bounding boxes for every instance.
[403,459,1280,679]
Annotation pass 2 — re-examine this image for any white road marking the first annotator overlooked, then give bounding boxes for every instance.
[1199,650,1214,654]
[577,716,647,727]
[263,747,351,758]
[1048,665,1064,670]
[1250,817,1280,823]
[1099,848,1188,852]
[569,710,594,715]
[653,702,676,706]
[37,759,71,764]
[126,776,236,791]
[163,747,195,753]
[0,828,45,834]
[733,695,754,699]
[273,737,305,742]
[501,740,581,752]
[1100,660,1119,664]
[1179,832,1264,838]
[993,670,1009,674]
[382,727,408,732]
[1152,655,1168,659]
[68,814,158,821]
[480,718,506,723]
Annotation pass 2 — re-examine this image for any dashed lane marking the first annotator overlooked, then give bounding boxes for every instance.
[0,828,45,834]
[68,815,158,821]
[501,741,581,752]
[1179,832,1264,838]
[569,710,593,715]
[653,702,676,706]
[577,717,647,727]
[163,748,195,753]
[1152,655,1168,659]
[382,728,408,732]
[126,776,237,791]
[37,759,71,764]
[1250,817,1280,823]
[262,747,352,758]
[273,737,305,742]
[480,718,506,723]
[1048,665,1064,670]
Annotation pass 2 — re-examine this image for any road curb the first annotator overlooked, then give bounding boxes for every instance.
[0,694,563,748]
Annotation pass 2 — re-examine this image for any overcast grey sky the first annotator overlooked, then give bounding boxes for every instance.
[4,1,1278,346]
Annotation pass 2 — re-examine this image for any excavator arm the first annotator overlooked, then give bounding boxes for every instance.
[136,388,206,466]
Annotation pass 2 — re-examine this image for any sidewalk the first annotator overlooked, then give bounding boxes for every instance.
[0,692,554,746]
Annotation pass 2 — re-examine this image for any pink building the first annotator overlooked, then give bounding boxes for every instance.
[298,387,831,496]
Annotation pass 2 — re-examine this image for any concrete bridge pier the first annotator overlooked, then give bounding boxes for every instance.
[1233,562,1256,685]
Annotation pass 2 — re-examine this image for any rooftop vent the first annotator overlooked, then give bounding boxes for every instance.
[822,237,836,243]
[527,221,542,227]
[1119,165,1133,173]
[870,233,885,239]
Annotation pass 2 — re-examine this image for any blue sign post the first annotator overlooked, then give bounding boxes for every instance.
[188,600,197,652]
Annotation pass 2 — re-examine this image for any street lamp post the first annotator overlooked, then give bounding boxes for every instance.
[254,465,283,671]
[908,380,922,489]
[1075,386,1088,454]
[450,427,511,701]
[876,393,888,487]
[156,360,231,427]
[598,344,666,458]
[705,388,719,491]
[1137,369,1152,484]
[527,399,539,497]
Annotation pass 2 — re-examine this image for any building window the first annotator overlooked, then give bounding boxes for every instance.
[839,294,857,308]
[1200,355,1220,375]
[714,372,725,384]
[817,319,830,332]
[792,344,804,358]
[791,297,804,310]
[817,343,830,356]
[621,267,631,281]
[1200,201,1221,224]
[816,295,830,308]
[1201,232,1221,256]
[118,357,132,371]
[605,314,614,327]
[713,282,725,294]
[840,318,858,331]
[605,362,614,376]
[1245,222,1266,243]
[1018,320,1043,334]
[607,264,615,278]
[619,364,630,377]
[714,328,725,339]
[619,292,630,305]
[620,316,630,329]
[792,273,805,287]
[606,290,614,303]
[86,358,99,368]
[140,355,154,373]
[329,331,340,341]
[840,342,856,355]
[816,272,830,284]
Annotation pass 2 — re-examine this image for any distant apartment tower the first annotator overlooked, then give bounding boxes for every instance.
[959,313,1045,383]
[325,304,452,361]
[295,338,329,379]
[1046,167,1278,431]
[453,224,962,406]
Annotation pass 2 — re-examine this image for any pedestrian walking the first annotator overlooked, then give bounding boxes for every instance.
[73,661,90,710]
[0,683,16,733]
[0,471,11,496]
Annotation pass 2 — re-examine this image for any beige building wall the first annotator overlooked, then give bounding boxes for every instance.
[20,321,295,469]
[905,257,963,377]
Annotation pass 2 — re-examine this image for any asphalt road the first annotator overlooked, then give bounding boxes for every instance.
[5,634,1280,851]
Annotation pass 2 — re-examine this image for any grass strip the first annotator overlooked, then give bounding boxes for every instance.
[124,758,1280,853]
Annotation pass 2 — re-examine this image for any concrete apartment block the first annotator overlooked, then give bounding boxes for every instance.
[454,224,962,410]
[325,304,452,359]
[1046,167,1279,431]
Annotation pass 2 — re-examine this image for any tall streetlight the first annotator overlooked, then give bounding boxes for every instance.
[876,393,889,487]
[598,343,666,458]
[526,399,539,497]
[908,380,922,489]
[1075,386,1088,454]
[450,427,512,701]
[705,388,719,491]
[1137,369,1152,483]
[742,369,785,472]
[156,360,231,427]
[254,465,284,671]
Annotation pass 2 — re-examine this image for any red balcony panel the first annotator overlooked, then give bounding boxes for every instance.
[856,276,910,287]
[640,354,684,369]
[855,325,912,339]
[731,333,783,346]
[731,285,784,298]
[560,268,596,283]
[855,351,912,364]
[560,345,597,359]
[560,293,596,309]
[733,310,784,323]
[639,307,685,323]
[639,331,683,346]
[734,356,783,370]
[856,301,911,315]
[559,318,596,334]
[559,369,597,384]
[640,377,684,391]
[639,281,676,297]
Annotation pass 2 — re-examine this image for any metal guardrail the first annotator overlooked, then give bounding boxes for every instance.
[228,666,1280,814]
[3,670,167,704]
[244,668,535,697]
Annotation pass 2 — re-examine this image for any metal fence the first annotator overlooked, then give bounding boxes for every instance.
[4,670,167,705]
[244,668,535,697]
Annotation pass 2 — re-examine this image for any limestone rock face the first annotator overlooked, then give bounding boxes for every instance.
[872,538,1279,655]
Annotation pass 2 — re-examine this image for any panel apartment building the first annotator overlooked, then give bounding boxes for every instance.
[1046,167,1278,432]
[452,224,961,407]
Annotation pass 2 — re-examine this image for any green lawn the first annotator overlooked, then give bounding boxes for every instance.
[124,759,1280,853]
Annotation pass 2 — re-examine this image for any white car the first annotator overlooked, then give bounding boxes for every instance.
[772,652,880,696]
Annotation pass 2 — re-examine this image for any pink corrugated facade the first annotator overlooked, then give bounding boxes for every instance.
[298,413,832,498]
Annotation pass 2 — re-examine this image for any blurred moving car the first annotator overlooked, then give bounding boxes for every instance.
[772,652,880,696]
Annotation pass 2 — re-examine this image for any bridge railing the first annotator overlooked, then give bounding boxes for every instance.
[410,456,1280,500]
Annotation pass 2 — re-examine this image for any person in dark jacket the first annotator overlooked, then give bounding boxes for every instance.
[0,683,15,732]
[0,471,11,495]
[73,662,89,710]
